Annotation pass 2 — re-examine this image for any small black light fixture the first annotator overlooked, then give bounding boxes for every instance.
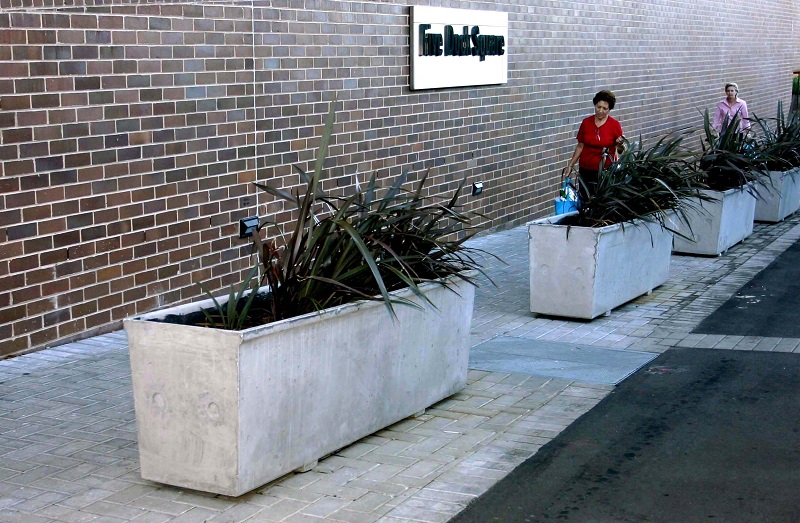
[471,181,484,196]
[239,216,259,238]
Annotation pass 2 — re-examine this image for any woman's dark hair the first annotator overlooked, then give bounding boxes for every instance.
[593,90,617,110]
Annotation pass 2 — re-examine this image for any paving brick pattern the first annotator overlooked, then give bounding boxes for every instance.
[2,214,800,522]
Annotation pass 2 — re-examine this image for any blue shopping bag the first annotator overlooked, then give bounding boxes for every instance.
[554,171,579,215]
[554,197,578,215]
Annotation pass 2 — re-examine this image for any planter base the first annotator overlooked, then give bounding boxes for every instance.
[124,278,474,496]
[672,186,756,256]
[754,168,800,223]
[529,215,672,320]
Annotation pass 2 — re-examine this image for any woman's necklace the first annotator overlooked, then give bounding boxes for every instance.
[594,117,606,140]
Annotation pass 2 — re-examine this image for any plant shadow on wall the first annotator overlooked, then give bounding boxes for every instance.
[161,98,493,330]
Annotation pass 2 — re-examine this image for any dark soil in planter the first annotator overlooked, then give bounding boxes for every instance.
[554,214,582,226]
[145,276,450,329]
[703,176,752,192]
[551,214,621,227]
[699,157,758,192]
[149,291,278,329]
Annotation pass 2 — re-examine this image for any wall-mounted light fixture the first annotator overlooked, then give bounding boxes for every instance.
[471,181,484,196]
[239,216,259,238]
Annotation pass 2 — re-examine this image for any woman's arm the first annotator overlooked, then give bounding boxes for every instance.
[615,135,626,154]
[566,143,584,172]
[712,103,725,132]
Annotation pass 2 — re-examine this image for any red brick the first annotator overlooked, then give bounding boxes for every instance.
[14,316,43,336]
[58,318,85,338]
[38,218,66,235]
[22,205,51,221]
[30,327,59,347]
[12,283,41,303]
[0,337,28,358]
[85,311,111,329]
[26,268,54,286]
[0,304,26,323]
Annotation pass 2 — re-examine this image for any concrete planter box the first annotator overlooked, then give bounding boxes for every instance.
[672,185,756,256]
[528,215,672,319]
[123,278,474,496]
[754,168,800,223]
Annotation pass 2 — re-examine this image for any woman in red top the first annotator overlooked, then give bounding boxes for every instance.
[565,90,625,201]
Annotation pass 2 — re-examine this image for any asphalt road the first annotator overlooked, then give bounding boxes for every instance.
[692,237,800,338]
[450,348,800,523]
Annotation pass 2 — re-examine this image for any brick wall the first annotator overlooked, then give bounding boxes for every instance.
[1,0,799,357]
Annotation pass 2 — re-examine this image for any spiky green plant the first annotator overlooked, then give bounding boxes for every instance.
[698,109,770,191]
[196,265,261,330]
[750,101,800,170]
[207,98,491,326]
[567,131,710,231]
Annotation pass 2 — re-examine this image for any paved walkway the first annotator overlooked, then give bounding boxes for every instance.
[2,214,800,523]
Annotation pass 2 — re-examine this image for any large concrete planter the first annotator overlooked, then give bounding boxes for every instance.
[123,278,474,496]
[672,185,756,256]
[528,215,672,319]
[754,167,800,223]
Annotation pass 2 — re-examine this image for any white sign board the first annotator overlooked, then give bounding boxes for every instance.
[410,6,508,90]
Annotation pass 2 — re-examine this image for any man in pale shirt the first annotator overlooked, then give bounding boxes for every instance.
[712,82,750,133]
